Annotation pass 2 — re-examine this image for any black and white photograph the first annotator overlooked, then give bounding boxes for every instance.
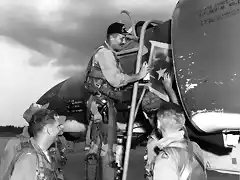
[1,0,240,180]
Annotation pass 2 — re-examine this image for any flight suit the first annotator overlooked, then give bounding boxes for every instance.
[48,140,65,180]
[146,131,207,180]
[85,40,148,180]
[0,127,30,180]
[84,41,130,180]
[0,129,64,180]
[3,138,57,180]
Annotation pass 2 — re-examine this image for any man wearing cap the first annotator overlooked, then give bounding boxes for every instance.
[0,103,69,180]
[85,22,150,90]
[0,103,49,180]
[2,108,65,180]
[84,22,150,180]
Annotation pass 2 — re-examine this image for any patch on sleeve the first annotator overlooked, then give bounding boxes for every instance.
[159,151,169,159]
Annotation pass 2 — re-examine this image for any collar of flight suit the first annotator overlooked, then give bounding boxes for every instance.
[21,126,30,138]
[155,130,185,150]
[29,138,52,163]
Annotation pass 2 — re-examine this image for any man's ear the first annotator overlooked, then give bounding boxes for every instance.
[42,125,49,134]
[110,34,116,41]
[43,124,53,135]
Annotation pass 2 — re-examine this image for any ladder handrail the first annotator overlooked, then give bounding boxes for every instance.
[121,19,163,180]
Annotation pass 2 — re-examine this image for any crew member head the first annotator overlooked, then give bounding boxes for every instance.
[22,103,50,137]
[106,22,129,51]
[28,109,63,150]
[156,104,185,137]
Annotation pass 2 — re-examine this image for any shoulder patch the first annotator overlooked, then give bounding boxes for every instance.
[159,151,170,159]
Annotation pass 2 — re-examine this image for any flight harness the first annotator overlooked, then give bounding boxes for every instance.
[84,44,126,180]
[3,140,57,180]
[149,139,207,180]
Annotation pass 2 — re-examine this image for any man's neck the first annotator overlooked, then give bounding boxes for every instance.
[104,40,116,53]
[21,126,30,138]
[161,130,184,139]
[34,135,53,151]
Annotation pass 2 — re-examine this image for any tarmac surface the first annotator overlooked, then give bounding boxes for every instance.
[63,143,240,180]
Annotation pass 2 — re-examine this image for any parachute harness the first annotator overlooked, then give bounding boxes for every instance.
[85,10,165,180]
[85,97,107,180]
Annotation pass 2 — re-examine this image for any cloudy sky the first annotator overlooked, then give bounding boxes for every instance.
[0,0,178,127]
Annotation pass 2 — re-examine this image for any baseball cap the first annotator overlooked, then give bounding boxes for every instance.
[23,103,49,122]
[107,22,129,36]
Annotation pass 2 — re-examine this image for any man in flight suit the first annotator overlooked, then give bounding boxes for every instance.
[3,109,65,180]
[146,105,207,180]
[84,22,150,180]
[0,103,49,180]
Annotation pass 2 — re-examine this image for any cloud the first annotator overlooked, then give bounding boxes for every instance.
[0,38,62,126]
[0,0,178,79]
[56,65,85,79]
[113,0,178,12]
[28,52,51,67]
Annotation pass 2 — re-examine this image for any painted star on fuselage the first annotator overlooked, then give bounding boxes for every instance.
[156,68,167,80]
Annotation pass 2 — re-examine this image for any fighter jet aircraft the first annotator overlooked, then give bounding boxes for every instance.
[37,0,240,178]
